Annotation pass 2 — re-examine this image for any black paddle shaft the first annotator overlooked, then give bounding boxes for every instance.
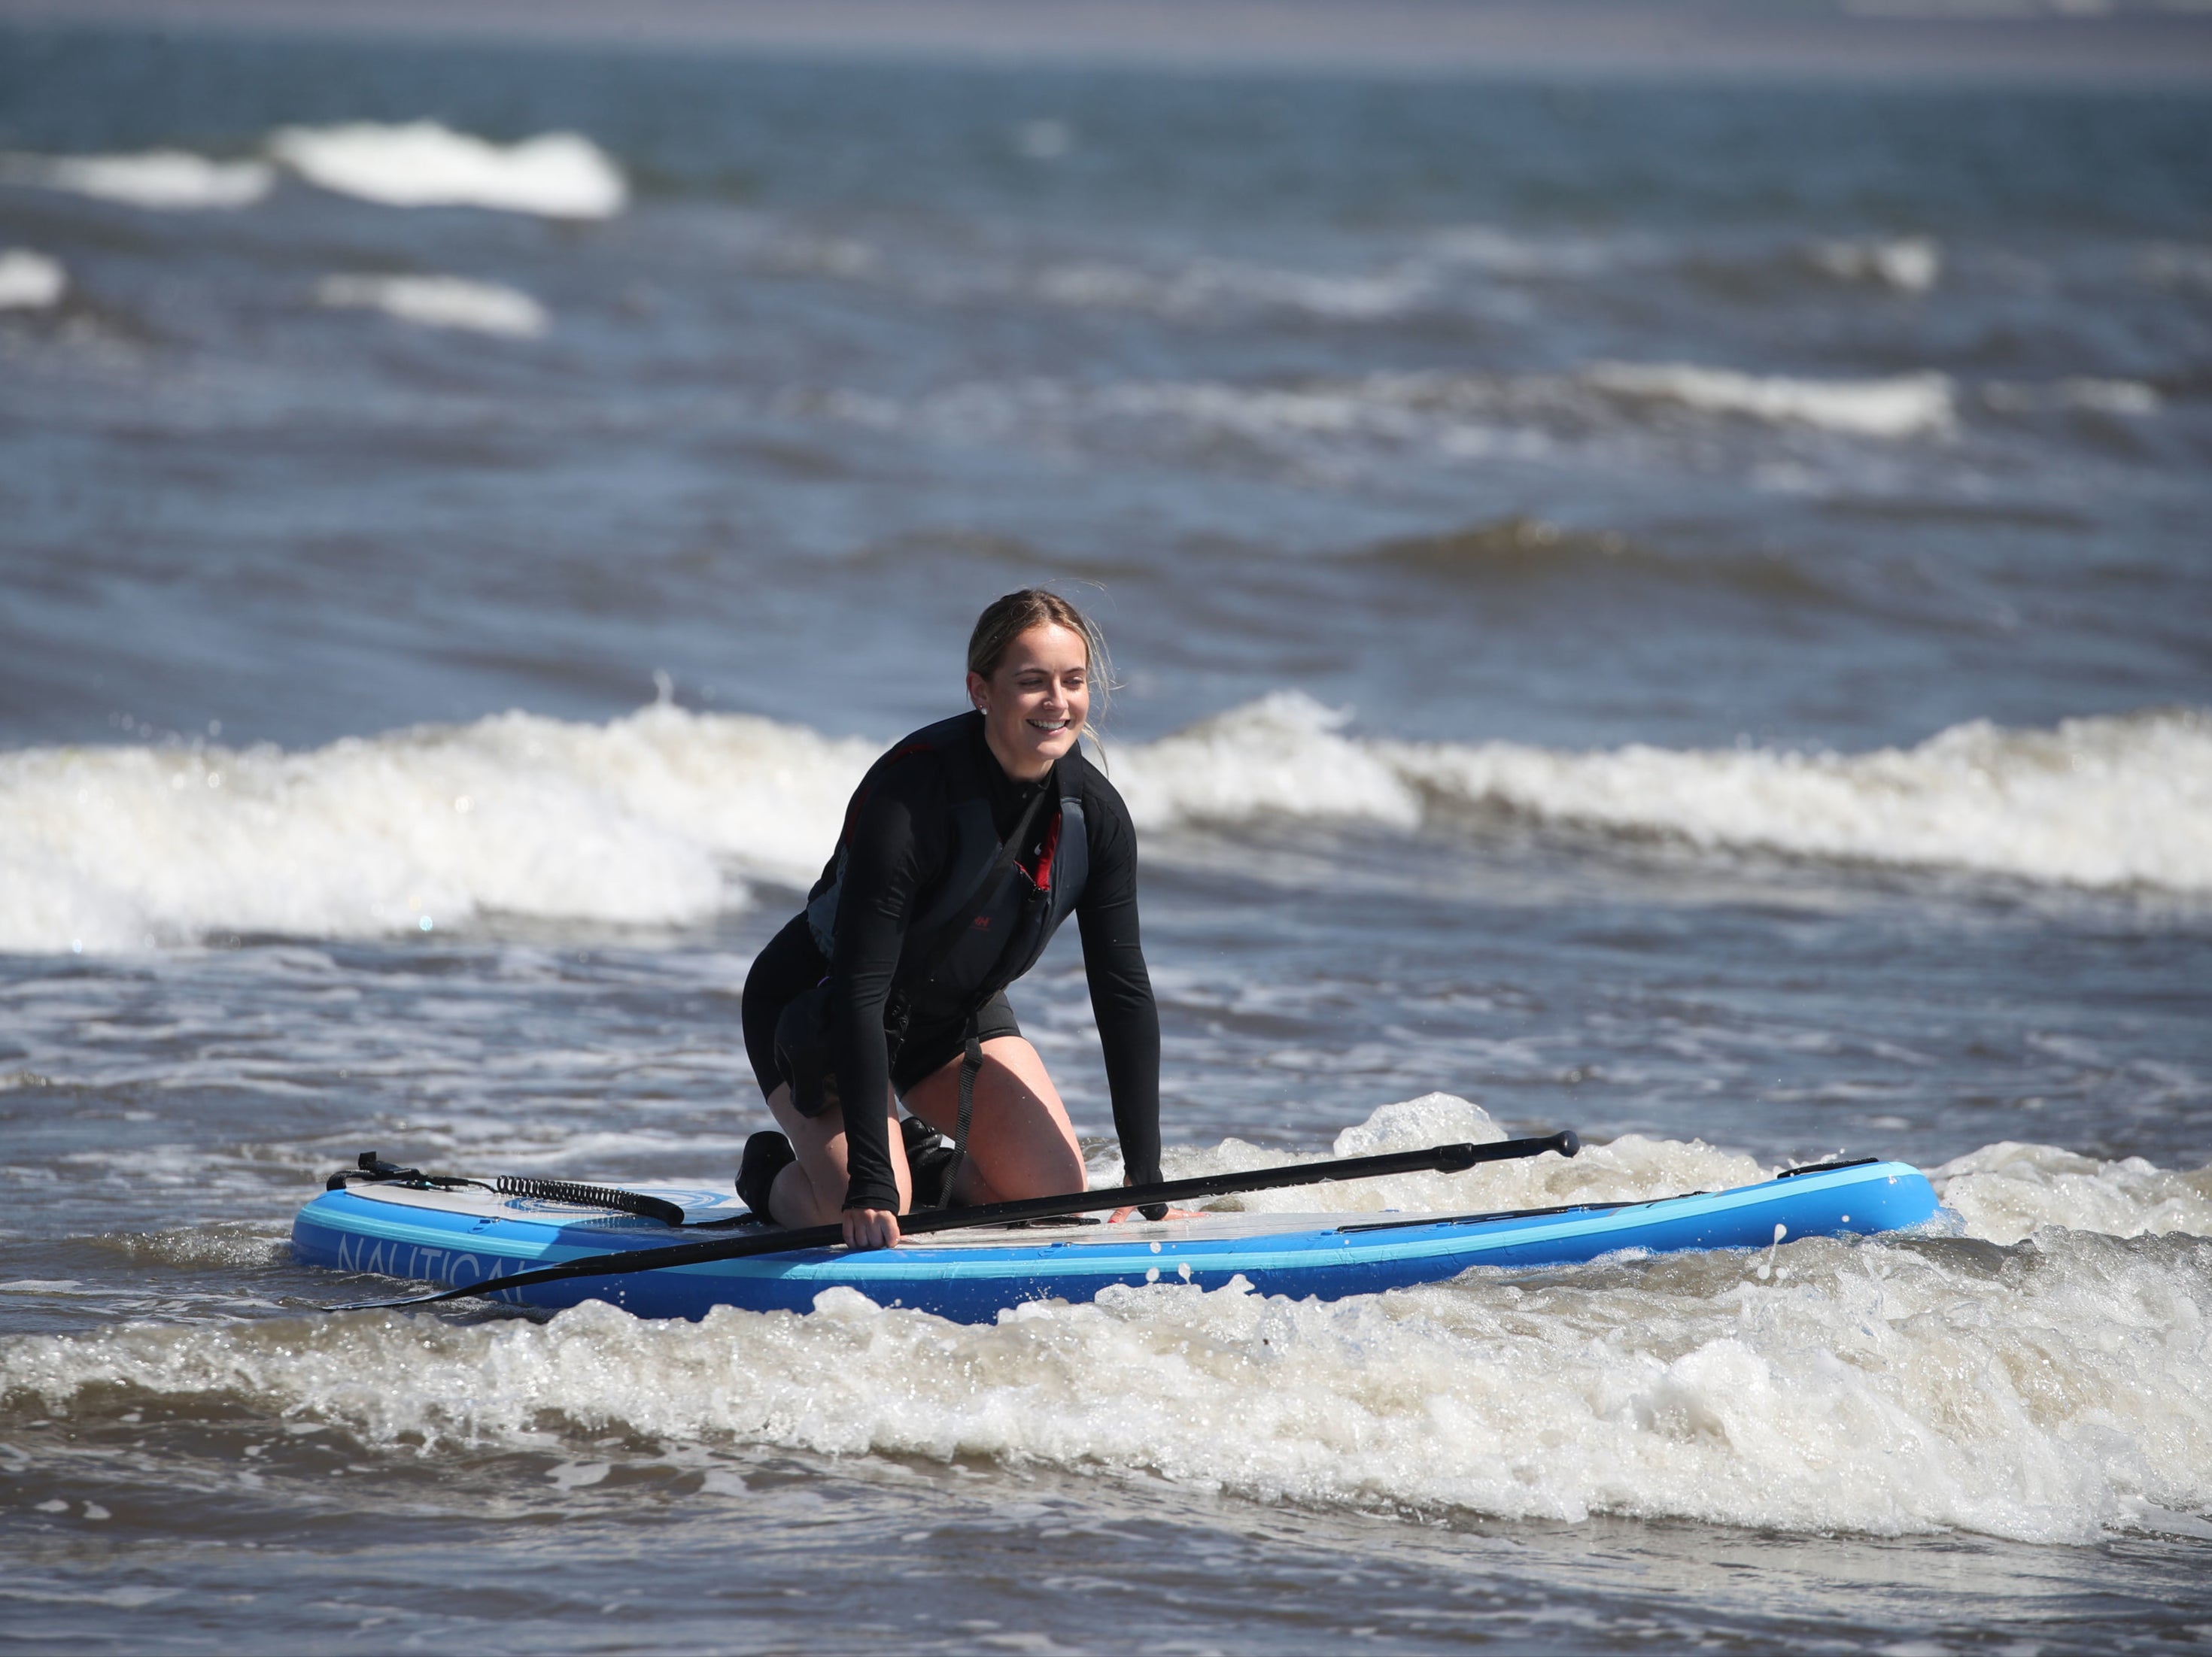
[326,1129,1580,1312]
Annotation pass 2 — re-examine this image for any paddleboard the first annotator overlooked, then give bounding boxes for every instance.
[293,1158,1940,1323]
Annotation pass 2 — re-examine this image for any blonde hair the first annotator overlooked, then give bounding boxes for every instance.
[965,589,1114,730]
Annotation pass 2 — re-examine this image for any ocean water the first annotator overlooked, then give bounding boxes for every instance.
[3,23,2211,1652]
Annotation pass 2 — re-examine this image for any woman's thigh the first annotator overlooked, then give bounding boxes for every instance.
[901,1037,1085,1204]
[765,1080,911,1222]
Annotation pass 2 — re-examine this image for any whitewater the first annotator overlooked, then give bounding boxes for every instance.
[5,122,627,218]
[5,693,2204,953]
[5,1096,2208,1550]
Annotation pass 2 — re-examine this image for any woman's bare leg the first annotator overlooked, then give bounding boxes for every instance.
[762,1081,911,1226]
[900,1037,1085,1206]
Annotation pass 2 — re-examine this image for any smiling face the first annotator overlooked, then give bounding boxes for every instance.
[967,622,1090,781]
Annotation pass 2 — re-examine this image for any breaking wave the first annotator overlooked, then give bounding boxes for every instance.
[1119,693,2212,894]
[0,149,275,211]
[3,1096,2207,1546]
[1585,363,1956,439]
[2,693,2203,952]
[1806,235,1942,293]
[314,273,548,337]
[2,126,624,218]
[1032,256,1433,321]
[0,249,65,310]
[267,122,626,218]
[810,360,2001,472]
[0,705,874,952]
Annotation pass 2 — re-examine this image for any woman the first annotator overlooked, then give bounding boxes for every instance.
[739,589,1167,1249]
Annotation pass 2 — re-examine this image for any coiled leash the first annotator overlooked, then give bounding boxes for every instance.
[329,1152,688,1227]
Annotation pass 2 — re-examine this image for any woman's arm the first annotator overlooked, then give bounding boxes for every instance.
[1075,778,1163,1195]
[825,769,934,1213]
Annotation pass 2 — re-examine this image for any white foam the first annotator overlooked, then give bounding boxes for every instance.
[1111,691,1424,833]
[1428,225,1617,280]
[1160,1092,1765,1217]
[2,696,2205,953]
[0,249,65,311]
[1808,235,1943,293]
[2,150,273,211]
[1934,1143,2212,1247]
[839,363,1951,466]
[1111,692,2212,895]
[5,1111,2207,1546]
[0,705,874,953]
[1585,363,1955,439]
[1375,704,2212,893]
[315,273,548,338]
[1982,378,2162,416]
[1033,256,1431,320]
[1168,1094,2212,1249]
[267,122,626,219]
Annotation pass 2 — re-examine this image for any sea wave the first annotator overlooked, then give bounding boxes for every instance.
[1357,517,1832,600]
[0,705,874,953]
[813,362,1973,468]
[1806,235,1942,293]
[1585,363,1956,439]
[4,1103,2207,1545]
[1119,692,2212,894]
[2,694,2202,953]
[267,122,626,219]
[1,149,274,211]
[314,273,548,338]
[0,249,65,311]
[1428,224,1619,280]
[1982,378,2162,417]
[1032,256,1434,320]
[0,128,622,217]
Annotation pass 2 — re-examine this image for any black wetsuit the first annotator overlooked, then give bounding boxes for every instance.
[742,714,1161,1213]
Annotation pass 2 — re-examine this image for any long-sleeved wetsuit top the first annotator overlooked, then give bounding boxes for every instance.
[818,722,1159,1212]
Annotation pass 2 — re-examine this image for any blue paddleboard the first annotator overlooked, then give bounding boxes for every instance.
[293,1158,1940,1323]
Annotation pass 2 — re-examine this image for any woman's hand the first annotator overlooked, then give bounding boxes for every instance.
[843,1206,901,1250]
[1108,1175,1203,1225]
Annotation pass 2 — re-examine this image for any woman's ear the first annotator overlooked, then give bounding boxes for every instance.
[966,669,989,712]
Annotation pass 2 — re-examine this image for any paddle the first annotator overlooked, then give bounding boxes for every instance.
[325,1128,1579,1312]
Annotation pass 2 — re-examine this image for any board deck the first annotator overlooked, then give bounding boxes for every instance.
[293,1159,1940,1323]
